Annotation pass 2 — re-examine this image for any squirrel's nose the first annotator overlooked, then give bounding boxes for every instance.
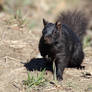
[44,36,48,41]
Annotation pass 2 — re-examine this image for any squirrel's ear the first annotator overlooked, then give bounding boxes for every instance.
[55,21,61,31]
[43,18,48,26]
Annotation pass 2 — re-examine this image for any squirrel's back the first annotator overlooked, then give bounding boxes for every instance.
[56,10,89,42]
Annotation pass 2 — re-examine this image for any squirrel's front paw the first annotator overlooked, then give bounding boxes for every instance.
[57,75,63,81]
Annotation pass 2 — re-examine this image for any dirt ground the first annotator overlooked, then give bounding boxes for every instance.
[0,0,92,92]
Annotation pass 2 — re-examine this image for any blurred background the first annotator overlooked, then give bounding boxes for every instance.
[0,0,92,31]
[0,0,92,92]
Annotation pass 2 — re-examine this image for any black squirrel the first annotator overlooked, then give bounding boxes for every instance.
[39,10,88,80]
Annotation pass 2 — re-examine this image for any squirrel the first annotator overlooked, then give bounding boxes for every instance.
[39,10,89,81]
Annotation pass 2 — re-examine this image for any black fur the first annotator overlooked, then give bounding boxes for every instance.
[39,11,88,80]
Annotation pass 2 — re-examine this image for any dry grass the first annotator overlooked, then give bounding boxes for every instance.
[0,0,92,92]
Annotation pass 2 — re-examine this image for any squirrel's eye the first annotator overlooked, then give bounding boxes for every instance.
[52,30,57,34]
[54,31,56,34]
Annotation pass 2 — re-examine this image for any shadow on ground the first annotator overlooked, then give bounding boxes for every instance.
[24,58,53,72]
[24,58,85,72]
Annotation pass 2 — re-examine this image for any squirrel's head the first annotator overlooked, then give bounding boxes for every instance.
[42,18,61,44]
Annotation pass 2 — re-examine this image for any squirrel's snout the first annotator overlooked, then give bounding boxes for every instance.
[44,36,48,41]
[44,36,52,44]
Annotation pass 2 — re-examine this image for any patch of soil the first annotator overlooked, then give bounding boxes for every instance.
[0,0,92,92]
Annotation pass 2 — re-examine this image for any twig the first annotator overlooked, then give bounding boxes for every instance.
[12,82,20,91]
[3,56,21,62]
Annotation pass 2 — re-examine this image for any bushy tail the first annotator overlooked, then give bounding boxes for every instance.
[56,10,89,42]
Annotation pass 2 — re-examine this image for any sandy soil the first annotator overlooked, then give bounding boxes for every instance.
[0,0,92,92]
